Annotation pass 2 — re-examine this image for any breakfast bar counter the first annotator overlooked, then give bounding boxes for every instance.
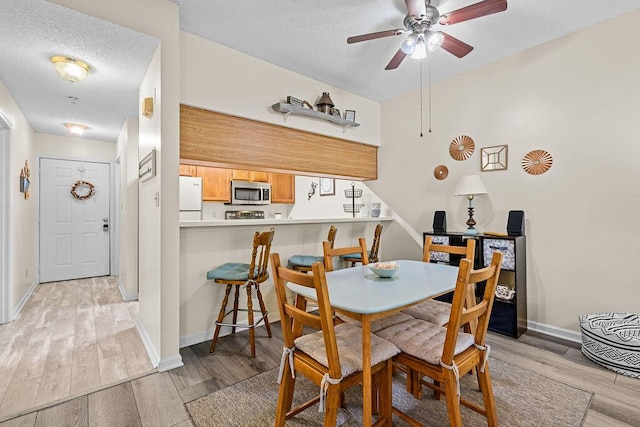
[180,216,392,228]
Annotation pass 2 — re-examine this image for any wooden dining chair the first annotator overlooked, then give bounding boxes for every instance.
[322,237,369,272]
[376,251,503,427]
[287,225,338,272]
[402,236,477,328]
[270,254,399,426]
[341,223,383,267]
[206,228,274,357]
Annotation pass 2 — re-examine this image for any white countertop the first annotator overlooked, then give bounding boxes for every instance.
[180,216,393,228]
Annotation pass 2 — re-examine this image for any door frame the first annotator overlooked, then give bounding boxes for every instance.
[37,155,117,282]
[0,110,12,324]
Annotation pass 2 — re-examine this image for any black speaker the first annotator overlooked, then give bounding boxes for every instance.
[507,210,525,236]
[433,211,447,234]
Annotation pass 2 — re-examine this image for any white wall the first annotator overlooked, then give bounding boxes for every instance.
[116,119,139,300]
[0,81,37,316]
[35,133,116,160]
[371,10,640,336]
[180,31,381,147]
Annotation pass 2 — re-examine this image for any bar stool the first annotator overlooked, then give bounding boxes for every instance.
[287,225,337,272]
[341,223,383,267]
[206,228,275,357]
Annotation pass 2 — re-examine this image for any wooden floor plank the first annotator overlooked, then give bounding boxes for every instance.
[87,382,141,427]
[33,396,87,427]
[0,412,36,427]
[168,347,213,391]
[583,408,636,427]
[0,378,41,420]
[131,372,189,427]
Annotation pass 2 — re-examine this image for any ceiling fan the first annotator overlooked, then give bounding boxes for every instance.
[347,0,508,70]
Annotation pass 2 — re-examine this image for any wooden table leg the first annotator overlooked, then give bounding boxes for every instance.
[362,316,372,427]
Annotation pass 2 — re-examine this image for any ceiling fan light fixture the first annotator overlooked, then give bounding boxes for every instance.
[400,33,418,54]
[51,56,90,83]
[65,122,88,136]
[410,36,427,59]
[426,31,444,52]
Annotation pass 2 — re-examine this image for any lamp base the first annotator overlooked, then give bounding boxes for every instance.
[464,228,479,235]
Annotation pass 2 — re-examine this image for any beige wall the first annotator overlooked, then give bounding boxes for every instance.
[116,119,139,300]
[52,0,182,370]
[34,133,116,160]
[0,81,37,315]
[371,10,640,338]
[180,31,381,147]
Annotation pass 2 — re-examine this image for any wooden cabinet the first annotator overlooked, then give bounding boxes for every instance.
[423,232,527,338]
[231,169,270,182]
[270,173,295,204]
[179,164,198,177]
[197,167,231,202]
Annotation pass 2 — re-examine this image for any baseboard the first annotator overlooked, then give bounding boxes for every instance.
[158,355,183,372]
[136,321,160,368]
[12,279,38,320]
[527,320,581,344]
[117,281,138,302]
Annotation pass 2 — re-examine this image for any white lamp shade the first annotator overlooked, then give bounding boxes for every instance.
[453,175,487,196]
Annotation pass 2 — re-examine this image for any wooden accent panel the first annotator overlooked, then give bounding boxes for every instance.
[180,104,377,180]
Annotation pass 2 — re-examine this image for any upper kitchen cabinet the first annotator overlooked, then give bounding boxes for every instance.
[179,164,198,177]
[232,169,270,182]
[197,167,231,202]
[270,173,295,204]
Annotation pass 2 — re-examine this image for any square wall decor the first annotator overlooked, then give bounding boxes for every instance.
[481,145,508,171]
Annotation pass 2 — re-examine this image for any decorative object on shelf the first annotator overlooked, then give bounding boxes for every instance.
[315,92,334,114]
[301,100,313,109]
[344,182,363,217]
[522,149,553,175]
[344,110,356,122]
[70,180,96,200]
[142,97,154,118]
[271,102,360,129]
[371,203,381,218]
[449,135,475,161]
[19,160,30,199]
[307,181,317,200]
[453,174,487,235]
[481,144,508,171]
[286,96,303,107]
[330,107,341,117]
[433,165,448,180]
[319,178,335,196]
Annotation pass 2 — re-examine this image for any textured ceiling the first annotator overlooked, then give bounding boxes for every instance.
[0,0,159,142]
[172,0,639,102]
[1,1,638,143]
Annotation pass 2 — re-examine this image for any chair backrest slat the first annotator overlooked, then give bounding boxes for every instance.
[322,237,369,272]
[249,228,275,280]
[368,223,383,263]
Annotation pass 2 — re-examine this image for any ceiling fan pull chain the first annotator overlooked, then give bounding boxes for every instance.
[420,60,423,137]
[428,56,432,134]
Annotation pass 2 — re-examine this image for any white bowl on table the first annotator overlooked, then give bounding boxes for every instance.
[368,262,400,278]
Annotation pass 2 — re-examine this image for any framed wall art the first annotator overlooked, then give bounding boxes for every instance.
[481,144,508,171]
[319,178,335,196]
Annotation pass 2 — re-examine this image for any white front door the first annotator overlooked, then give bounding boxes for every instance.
[40,158,110,283]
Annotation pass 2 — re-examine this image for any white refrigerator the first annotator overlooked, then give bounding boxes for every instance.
[179,176,203,220]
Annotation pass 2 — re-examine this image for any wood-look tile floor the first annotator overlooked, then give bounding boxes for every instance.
[0,277,154,422]
[2,305,640,426]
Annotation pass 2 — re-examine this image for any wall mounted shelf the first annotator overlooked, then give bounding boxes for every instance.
[272,102,360,130]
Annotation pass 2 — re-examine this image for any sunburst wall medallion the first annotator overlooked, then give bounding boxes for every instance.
[522,150,553,175]
[449,135,475,161]
[434,165,448,180]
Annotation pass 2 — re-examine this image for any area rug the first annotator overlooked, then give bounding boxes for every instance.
[186,357,592,426]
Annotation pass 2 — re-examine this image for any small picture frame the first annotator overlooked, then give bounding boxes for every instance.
[330,107,341,117]
[344,110,356,122]
[319,178,335,196]
[481,144,508,172]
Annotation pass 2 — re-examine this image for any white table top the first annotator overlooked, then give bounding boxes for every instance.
[288,259,459,314]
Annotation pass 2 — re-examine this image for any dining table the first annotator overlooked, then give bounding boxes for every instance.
[287,259,459,426]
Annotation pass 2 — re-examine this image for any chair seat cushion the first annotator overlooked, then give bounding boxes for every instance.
[375,319,475,365]
[206,263,259,281]
[288,255,324,268]
[579,312,640,378]
[340,253,362,260]
[336,312,414,333]
[401,300,451,326]
[294,323,399,377]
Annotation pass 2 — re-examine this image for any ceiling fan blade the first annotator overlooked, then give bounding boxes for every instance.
[440,33,474,58]
[405,0,427,19]
[439,0,507,25]
[347,29,405,44]
[385,49,407,70]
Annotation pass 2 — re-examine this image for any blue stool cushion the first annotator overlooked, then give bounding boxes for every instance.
[340,253,362,260]
[288,255,323,267]
[207,263,259,281]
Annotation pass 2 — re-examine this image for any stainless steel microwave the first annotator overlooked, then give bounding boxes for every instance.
[229,181,271,205]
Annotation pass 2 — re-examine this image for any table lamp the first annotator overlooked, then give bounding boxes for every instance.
[453,175,487,235]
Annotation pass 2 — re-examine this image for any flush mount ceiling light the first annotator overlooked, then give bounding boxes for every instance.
[50,56,90,83]
[65,123,88,136]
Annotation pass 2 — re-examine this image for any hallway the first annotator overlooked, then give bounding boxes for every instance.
[0,277,154,421]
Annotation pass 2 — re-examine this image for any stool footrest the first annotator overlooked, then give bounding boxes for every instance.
[216,312,268,329]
